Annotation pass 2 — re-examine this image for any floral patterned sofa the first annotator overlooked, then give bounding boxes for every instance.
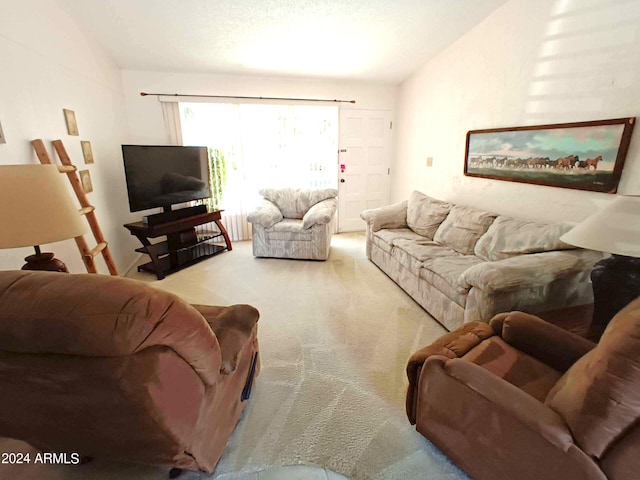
[247,188,338,260]
[360,191,603,331]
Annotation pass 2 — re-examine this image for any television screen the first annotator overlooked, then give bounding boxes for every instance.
[122,145,211,212]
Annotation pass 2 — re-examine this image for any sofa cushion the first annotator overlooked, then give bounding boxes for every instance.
[393,239,460,262]
[463,336,563,402]
[433,205,497,255]
[260,188,338,219]
[266,219,313,241]
[545,296,640,458]
[392,239,460,275]
[420,256,484,306]
[371,228,426,254]
[474,215,574,262]
[406,191,452,239]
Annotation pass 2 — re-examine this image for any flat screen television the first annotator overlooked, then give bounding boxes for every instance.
[122,145,211,213]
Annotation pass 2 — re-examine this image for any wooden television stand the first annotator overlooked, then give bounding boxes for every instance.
[124,209,232,280]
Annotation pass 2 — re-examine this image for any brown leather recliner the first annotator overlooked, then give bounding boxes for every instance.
[406,296,640,480]
[0,270,260,474]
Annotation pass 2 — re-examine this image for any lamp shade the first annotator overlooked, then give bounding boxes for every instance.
[0,164,86,249]
[560,196,640,258]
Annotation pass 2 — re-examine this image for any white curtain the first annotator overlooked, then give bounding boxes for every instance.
[179,102,339,241]
[160,101,183,145]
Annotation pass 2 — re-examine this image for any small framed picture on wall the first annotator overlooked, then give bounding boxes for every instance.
[79,169,93,193]
[81,141,94,164]
[63,108,79,136]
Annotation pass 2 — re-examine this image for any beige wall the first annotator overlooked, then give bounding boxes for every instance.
[393,0,640,224]
[0,0,135,273]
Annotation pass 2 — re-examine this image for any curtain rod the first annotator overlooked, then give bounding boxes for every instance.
[140,92,356,104]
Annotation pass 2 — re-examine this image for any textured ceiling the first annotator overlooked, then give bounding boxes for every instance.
[55,0,507,84]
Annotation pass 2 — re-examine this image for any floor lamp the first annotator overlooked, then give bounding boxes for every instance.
[560,195,640,328]
[0,164,87,272]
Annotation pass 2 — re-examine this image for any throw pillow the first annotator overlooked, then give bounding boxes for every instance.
[474,215,575,262]
[433,205,496,255]
[406,191,452,239]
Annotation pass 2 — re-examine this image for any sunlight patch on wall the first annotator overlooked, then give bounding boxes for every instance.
[525,0,640,121]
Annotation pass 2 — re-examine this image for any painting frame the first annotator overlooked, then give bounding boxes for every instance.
[464,117,635,194]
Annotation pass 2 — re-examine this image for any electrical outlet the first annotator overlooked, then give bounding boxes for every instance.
[426,157,433,167]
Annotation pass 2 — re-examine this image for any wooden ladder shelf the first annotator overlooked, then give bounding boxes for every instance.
[31,139,119,276]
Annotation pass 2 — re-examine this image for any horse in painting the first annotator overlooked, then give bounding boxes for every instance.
[585,156,603,170]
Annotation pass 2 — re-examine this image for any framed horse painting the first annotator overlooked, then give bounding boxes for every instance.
[464,117,635,193]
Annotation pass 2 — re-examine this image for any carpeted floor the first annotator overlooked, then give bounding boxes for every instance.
[0,233,469,480]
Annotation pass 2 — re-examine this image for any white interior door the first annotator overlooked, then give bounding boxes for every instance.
[338,109,392,232]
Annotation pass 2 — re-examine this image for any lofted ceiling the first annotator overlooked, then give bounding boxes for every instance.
[55,0,508,84]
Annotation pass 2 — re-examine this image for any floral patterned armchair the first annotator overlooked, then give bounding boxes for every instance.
[247,188,338,260]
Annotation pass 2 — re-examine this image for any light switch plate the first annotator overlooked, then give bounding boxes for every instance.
[0,121,5,144]
[426,157,433,167]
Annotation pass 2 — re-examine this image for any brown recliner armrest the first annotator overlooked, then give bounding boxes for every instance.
[442,358,574,450]
[414,357,604,480]
[490,312,596,372]
[194,304,259,375]
[406,321,494,424]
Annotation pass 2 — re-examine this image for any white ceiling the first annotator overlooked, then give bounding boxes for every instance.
[55,0,507,84]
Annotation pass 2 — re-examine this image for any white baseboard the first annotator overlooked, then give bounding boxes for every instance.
[122,253,145,278]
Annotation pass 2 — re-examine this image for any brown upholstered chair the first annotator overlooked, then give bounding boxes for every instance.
[0,270,260,474]
[406,296,640,480]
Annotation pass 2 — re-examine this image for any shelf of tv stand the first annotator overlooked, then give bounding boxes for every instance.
[134,231,226,256]
[136,241,227,277]
[124,210,232,280]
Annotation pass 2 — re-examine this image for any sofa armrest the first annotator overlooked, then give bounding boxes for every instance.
[360,200,408,231]
[193,304,260,375]
[458,249,603,294]
[247,200,283,228]
[437,358,575,451]
[302,198,337,229]
[490,311,596,371]
[406,321,494,424]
